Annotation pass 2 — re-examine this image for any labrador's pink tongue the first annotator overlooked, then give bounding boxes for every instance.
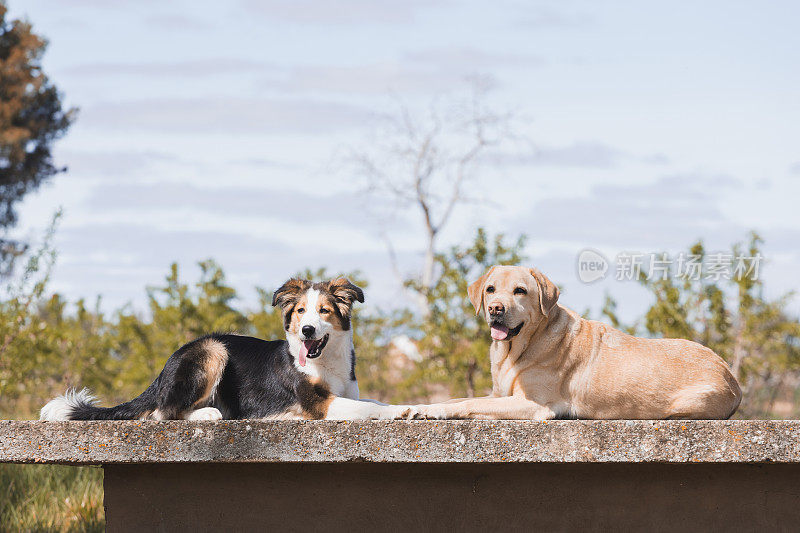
[299,342,308,367]
[490,324,509,340]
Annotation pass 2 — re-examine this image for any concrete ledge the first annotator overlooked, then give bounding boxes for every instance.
[1,419,799,465]
[5,420,800,531]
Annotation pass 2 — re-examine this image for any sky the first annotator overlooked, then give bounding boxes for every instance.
[6,0,800,321]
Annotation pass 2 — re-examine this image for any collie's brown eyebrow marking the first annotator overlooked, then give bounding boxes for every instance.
[319,292,348,331]
[273,279,312,330]
[286,292,310,334]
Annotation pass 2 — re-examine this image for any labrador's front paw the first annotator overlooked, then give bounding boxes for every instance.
[409,405,448,420]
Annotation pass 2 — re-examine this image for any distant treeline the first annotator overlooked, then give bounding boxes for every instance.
[1,228,798,420]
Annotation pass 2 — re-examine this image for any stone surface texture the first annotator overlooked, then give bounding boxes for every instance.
[1,419,798,465]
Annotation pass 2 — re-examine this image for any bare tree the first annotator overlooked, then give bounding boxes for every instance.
[351,82,517,313]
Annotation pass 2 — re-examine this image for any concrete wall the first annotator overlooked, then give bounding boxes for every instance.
[3,420,800,531]
[105,463,800,532]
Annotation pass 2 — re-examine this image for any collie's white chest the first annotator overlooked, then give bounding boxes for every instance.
[299,362,353,398]
[288,337,356,399]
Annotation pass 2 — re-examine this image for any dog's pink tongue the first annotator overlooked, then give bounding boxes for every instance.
[490,324,509,340]
[299,342,309,367]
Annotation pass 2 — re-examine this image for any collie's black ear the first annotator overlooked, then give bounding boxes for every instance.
[272,278,311,308]
[327,278,365,308]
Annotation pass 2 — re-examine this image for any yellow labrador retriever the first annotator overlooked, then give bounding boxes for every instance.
[412,265,741,420]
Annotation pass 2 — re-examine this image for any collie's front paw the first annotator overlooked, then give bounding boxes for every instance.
[186,407,223,421]
[397,405,420,419]
[372,405,418,420]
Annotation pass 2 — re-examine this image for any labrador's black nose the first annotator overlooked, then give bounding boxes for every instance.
[488,303,505,316]
[301,325,316,338]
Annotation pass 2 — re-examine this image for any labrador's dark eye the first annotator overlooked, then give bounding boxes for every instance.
[513,287,527,295]
[486,286,495,294]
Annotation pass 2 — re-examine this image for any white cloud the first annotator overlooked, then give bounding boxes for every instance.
[405,47,544,69]
[516,174,747,249]
[490,142,623,168]
[83,182,375,229]
[80,97,375,134]
[238,0,443,24]
[64,59,271,78]
[513,5,595,29]
[143,13,211,30]
[58,150,177,177]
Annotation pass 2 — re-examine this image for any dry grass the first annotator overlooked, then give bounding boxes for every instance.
[0,464,104,532]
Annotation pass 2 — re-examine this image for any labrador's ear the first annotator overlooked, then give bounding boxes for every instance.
[467,267,494,316]
[529,267,560,316]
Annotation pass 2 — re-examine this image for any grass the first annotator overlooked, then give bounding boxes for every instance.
[0,464,104,532]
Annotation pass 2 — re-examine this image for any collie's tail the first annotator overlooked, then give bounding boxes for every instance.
[40,383,157,421]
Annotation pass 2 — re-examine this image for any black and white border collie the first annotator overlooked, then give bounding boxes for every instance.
[41,278,412,421]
